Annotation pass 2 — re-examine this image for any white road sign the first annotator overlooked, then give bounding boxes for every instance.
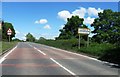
[78,28,90,34]
[7,28,12,35]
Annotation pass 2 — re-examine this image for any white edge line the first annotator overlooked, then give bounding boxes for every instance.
[47,46,119,66]
[48,46,101,62]
[50,58,76,75]
[0,57,5,64]
[0,45,17,64]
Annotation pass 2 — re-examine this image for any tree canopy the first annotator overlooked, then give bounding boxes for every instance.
[2,22,16,41]
[57,16,88,40]
[91,9,120,45]
[26,33,35,42]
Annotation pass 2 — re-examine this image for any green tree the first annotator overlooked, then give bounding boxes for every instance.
[38,37,46,41]
[0,20,2,41]
[25,33,35,42]
[91,9,120,45]
[13,38,21,42]
[2,22,16,41]
[57,16,88,40]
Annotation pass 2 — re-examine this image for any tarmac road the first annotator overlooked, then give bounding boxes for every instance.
[0,42,119,77]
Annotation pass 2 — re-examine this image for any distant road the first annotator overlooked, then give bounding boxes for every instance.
[0,42,119,76]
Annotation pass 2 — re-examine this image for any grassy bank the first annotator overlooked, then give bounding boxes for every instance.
[36,40,115,56]
[1,42,18,54]
[35,39,120,65]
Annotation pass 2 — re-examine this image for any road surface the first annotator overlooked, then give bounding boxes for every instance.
[0,42,119,77]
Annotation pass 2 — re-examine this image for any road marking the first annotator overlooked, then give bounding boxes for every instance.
[28,44,46,55]
[50,58,76,75]
[0,57,5,64]
[0,45,17,64]
[33,47,46,55]
[42,44,120,66]
[47,45,101,62]
[28,44,33,47]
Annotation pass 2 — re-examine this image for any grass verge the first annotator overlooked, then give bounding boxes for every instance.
[35,39,120,65]
[1,41,18,54]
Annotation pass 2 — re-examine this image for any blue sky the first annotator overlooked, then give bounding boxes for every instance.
[2,2,118,40]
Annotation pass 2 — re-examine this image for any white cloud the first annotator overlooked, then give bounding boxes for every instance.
[15,30,20,34]
[84,17,95,25]
[21,36,26,41]
[43,24,51,29]
[35,19,48,24]
[58,7,103,24]
[72,7,86,18]
[58,10,71,21]
[58,7,87,22]
[87,7,103,17]
[60,25,64,29]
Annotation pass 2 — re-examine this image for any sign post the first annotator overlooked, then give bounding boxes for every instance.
[78,28,90,49]
[78,33,80,49]
[7,28,12,43]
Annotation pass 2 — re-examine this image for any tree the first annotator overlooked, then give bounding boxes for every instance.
[25,33,35,42]
[57,16,88,40]
[2,22,16,41]
[38,37,46,41]
[13,38,21,42]
[91,9,120,45]
[0,20,2,41]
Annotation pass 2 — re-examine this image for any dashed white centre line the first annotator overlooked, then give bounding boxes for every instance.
[28,43,76,75]
[28,44,46,56]
[33,47,46,55]
[50,58,76,75]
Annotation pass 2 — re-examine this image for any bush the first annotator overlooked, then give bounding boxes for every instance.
[99,47,120,65]
[36,40,120,65]
[78,43,114,56]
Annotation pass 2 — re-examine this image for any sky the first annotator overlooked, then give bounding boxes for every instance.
[2,2,119,40]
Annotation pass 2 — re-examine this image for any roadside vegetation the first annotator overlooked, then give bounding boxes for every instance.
[0,42,2,53]
[2,42,18,53]
[34,9,120,65]
[2,9,119,65]
[0,20,19,54]
[35,39,116,57]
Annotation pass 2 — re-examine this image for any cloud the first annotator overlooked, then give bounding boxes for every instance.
[58,10,71,21]
[72,7,86,18]
[15,30,20,34]
[58,7,103,24]
[43,24,51,29]
[60,25,64,29]
[87,7,103,17]
[84,17,95,25]
[58,7,87,22]
[35,19,48,24]
[21,36,26,40]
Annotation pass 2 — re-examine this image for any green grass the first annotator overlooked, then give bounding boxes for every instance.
[36,39,120,65]
[36,40,115,57]
[78,43,115,56]
[36,39,80,51]
[1,41,18,54]
[0,42,2,53]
